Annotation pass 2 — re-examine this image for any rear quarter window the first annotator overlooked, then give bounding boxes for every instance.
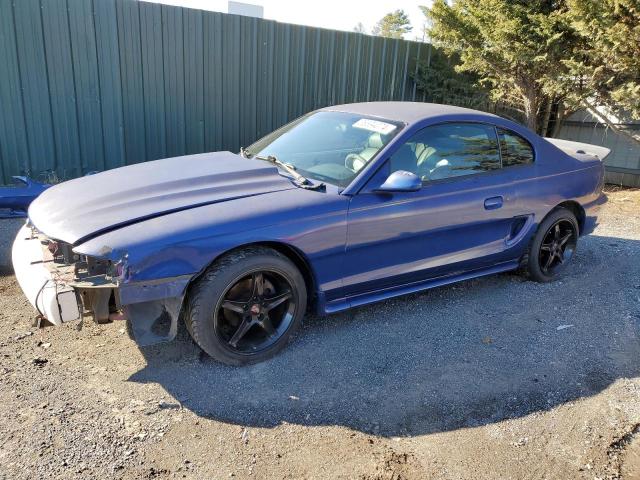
[498,128,534,166]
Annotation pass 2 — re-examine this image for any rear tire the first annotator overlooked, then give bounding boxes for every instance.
[526,208,579,283]
[184,247,307,365]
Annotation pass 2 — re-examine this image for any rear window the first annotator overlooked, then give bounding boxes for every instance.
[498,128,534,166]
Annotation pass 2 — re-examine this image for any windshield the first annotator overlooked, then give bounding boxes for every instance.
[244,111,403,187]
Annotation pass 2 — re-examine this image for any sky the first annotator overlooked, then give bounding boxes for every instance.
[144,0,431,41]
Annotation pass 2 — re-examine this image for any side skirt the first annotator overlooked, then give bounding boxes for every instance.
[322,260,520,314]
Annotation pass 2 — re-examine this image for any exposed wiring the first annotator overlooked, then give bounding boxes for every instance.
[33,279,49,319]
[34,271,66,324]
[53,276,64,323]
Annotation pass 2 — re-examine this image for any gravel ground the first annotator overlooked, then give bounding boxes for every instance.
[1,188,639,479]
[0,218,23,272]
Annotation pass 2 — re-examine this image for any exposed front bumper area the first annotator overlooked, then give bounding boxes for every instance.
[12,225,83,325]
[12,224,191,345]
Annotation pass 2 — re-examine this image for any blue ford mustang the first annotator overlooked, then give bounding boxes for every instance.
[13,102,607,365]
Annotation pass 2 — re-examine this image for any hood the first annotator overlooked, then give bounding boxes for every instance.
[28,152,296,245]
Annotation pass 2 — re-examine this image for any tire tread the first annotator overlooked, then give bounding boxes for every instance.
[184,246,304,365]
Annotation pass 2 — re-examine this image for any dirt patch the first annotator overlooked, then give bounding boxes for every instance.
[362,450,423,480]
[621,433,640,479]
[607,424,640,479]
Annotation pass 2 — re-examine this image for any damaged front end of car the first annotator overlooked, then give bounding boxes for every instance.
[12,223,190,346]
[10,151,302,347]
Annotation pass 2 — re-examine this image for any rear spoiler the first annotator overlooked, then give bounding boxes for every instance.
[544,137,611,161]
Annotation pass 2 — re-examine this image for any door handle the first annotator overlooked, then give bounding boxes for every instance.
[484,196,503,210]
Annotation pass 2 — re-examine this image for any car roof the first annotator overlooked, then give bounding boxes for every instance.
[320,101,502,125]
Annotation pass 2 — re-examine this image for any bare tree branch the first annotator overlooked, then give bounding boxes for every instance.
[582,100,640,146]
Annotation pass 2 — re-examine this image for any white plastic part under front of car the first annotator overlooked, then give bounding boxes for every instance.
[11,224,80,325]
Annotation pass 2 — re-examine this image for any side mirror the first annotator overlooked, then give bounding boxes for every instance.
[375,170,422,193]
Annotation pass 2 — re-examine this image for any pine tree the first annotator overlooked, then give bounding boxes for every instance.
[423,0,575,134]
[422,0,640,142]
[372,10,413,39]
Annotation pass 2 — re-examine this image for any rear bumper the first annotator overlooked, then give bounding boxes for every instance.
[582,192,607,235]
[12,225,80,324]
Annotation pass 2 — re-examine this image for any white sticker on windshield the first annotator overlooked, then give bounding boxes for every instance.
[352,118,397,135]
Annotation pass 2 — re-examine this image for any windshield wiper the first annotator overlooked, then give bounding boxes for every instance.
[254,154,325,190]
[254,154,307,184]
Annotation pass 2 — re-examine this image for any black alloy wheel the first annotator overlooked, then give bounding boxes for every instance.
[185,246,307,365]
[526,208,579,283]
[215,270,295,353]
[538,219,577,275]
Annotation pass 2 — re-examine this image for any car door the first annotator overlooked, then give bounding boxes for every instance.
[343,122,527,298]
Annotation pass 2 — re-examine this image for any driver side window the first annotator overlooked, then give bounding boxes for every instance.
[389,123,501,182]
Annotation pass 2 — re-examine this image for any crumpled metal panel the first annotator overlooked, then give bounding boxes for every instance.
[125,296,184,346]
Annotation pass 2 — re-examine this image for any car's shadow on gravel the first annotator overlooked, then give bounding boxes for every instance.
[129,234,640,437]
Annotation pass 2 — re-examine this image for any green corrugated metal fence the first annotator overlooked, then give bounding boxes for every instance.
[0,0,429,184]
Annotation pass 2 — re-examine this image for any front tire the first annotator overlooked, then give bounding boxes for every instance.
[184,247,307,365]
[526,208,579,283]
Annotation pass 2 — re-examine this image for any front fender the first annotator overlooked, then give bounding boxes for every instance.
[73,189,349,302]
